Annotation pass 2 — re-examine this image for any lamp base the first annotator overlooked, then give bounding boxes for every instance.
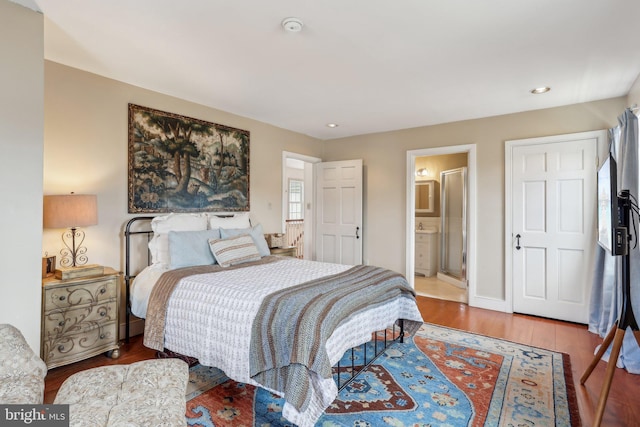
[55,264,104,280]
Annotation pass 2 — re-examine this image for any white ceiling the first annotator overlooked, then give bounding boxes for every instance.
[12,0,640,139]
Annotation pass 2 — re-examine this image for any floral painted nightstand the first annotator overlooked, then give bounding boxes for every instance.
[41,267,121,368]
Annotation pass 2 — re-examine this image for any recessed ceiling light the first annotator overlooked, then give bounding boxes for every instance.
[531,86,551,94]
[281,17,304,33]
[326,123,339,128]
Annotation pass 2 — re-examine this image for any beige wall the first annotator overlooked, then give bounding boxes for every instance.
[43,62,324,331]
[416,153,468,180]
[0,0,44,352]
[322,97,627,302]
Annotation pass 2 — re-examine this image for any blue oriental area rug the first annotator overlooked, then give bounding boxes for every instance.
[185,323,580,426]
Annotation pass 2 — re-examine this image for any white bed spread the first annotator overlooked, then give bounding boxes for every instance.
[132,257,424,427]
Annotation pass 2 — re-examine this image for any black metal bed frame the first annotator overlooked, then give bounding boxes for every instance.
[124,216,155,343]
[123,216,405,392]
[334,325,404,391]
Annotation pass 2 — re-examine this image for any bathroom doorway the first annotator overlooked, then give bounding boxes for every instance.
[406,145,476,305]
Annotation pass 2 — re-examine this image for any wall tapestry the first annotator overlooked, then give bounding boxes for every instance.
[128,104,250,213]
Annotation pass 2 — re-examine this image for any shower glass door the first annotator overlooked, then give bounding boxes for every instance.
[440,167,467,282]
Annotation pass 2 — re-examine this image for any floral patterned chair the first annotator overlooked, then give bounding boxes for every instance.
[0,323,189,426]
[0,324,48,404]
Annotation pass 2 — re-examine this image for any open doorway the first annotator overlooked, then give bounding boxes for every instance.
[282,151,321,260]
[406,145,477,305]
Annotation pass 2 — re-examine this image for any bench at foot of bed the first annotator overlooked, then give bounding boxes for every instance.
[54,359,188,427]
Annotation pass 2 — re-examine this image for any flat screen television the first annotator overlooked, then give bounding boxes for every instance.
[597,154,624,255]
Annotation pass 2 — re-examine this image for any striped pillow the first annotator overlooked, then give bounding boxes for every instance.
[208,234,261,267]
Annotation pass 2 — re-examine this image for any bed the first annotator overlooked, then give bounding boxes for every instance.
[124,214,423,427]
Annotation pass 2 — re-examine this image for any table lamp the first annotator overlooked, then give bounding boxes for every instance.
[43,193,98,268]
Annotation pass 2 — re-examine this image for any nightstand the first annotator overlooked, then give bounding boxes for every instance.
[270,246,297,257]
[41,267,121,369]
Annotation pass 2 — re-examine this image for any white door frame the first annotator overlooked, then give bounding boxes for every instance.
[282,151,322,259]
[406,144,477,305]
[504,130,607,314]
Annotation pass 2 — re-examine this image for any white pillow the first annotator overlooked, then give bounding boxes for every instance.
[208,234,261,267]
[208,212,251,229]
[220,223,270,257]
[148,213,208,266]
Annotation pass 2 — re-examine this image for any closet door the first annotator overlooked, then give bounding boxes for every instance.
[507,131,603,323]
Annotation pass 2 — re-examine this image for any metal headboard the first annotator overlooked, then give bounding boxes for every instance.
[124,216,155,343]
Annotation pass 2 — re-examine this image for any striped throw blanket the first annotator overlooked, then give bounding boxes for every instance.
[249,264,421,414]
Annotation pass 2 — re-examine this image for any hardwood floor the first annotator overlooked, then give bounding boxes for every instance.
[44,296,640,426]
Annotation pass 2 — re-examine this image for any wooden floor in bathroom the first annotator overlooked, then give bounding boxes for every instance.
[414,274,468,303]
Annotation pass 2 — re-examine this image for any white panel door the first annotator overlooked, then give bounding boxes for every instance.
[511,135,598,323]
[315,160,362,264]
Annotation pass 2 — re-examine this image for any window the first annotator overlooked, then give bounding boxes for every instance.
[288,179,304,220]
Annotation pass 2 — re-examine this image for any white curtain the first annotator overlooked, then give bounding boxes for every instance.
[589,108,640,373]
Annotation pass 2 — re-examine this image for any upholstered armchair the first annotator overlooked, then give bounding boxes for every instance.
[0,324,48,404]
[0,323,188,426]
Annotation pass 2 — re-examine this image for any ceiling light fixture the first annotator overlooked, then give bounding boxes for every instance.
[281,17,304,33]
[531,86,551,94]
[326,123,339,128]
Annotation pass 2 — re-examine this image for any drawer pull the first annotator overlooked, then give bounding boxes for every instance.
[58,321,65,327]
[100,288,106,294]
[100,334,105,340]
[58,345,64,351]
[100,311,106,317]
[59,296,66,301]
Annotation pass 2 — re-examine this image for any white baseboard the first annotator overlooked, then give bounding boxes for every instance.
[436,272,467,289]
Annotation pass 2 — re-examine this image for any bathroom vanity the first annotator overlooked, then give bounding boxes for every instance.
[415,228,437,277]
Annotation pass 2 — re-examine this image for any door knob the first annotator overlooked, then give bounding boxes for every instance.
[515,234,521,250]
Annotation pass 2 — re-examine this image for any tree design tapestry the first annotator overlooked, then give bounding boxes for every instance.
[128,104,250,213]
